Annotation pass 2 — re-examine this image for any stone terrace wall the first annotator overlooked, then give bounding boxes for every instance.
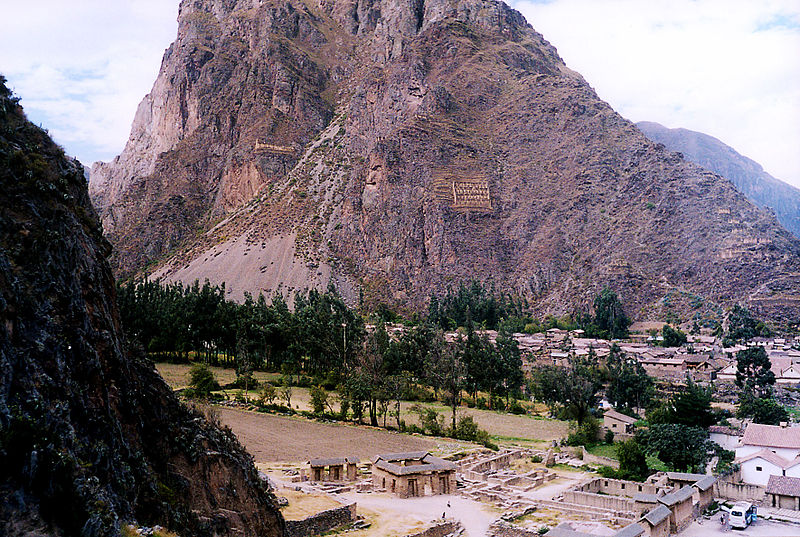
[562,490,635,512]
[404,521,462,537]
[285,503,357,537]
[487,521,539,537]
[579,477,659,497]
[715,480,766,503]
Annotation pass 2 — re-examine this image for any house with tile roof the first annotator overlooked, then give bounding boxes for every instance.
[603,409,638,440]
[737,422,800,460]
[766,475,800,510]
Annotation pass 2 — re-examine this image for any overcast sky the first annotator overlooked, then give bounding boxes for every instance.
[1,0,799,189]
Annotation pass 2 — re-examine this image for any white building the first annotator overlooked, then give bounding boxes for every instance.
[709,425,741,451]
[735,423,800,486]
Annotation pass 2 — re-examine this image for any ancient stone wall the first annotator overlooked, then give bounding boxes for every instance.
[562,490,635,512]
[284,503,356,537]
[714,480,766,503]
[578,477,659,497]
[403,520,462,537]
[486,521,539,537]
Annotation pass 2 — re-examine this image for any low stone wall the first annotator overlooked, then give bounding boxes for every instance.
[487,521,539,537]
[284,503,357,537]
[403,520,462,537]
[715,480,766,503]
[562,490,635,512]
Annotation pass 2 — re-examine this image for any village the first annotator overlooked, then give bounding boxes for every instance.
[434,324,800,387]
[262,428,800,537]
[241,322,800,537]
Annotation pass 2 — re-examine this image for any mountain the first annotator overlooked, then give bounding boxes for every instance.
[637,121,800,239]
[0,78,283,537]
[89,0,800,324]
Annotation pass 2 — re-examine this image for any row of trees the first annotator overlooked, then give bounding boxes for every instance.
[117,280,364,376]
[345,321,524,429]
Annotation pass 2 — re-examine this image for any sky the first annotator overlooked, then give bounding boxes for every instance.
[1,1,799,189]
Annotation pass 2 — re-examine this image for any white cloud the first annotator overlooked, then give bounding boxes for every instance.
[0,0,178,166]
[511,0,800,188]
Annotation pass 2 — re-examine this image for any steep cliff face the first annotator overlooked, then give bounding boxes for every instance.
[637,121,800,239]
[91,0,800,323]
[0,79,283,537]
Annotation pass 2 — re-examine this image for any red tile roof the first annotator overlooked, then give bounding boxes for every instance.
[766,475,800,497]
[742,423,800,449]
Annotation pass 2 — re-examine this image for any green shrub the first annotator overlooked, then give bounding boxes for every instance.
[188,363,219,397]
[566,417,600,447]
[310,386,328,415]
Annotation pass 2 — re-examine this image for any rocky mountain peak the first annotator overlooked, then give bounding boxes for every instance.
[90,0,800,324]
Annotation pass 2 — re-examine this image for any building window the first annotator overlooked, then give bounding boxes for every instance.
[756,466,762,472]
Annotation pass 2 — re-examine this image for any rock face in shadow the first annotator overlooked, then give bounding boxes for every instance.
[90,0,800,323]
[0,79,284,536]
[637,121,800,240]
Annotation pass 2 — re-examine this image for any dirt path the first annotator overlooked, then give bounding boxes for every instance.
[339,492,496,537]
[217,407,450,462]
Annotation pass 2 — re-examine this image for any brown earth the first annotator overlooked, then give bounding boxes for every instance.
[216,407,441,462]
[90,0,800,324]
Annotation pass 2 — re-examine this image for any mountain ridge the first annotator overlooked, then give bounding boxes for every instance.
[90,0,800,324]
[636,120,800,239]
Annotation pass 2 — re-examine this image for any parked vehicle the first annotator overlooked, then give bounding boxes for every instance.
[729,501,757,529]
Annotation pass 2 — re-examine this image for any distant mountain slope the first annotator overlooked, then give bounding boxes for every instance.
[637,121,800,238]
[89,0,800,324]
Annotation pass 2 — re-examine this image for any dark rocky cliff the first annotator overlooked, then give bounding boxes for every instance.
[90,0,800,323]
[637,121,800,239]
[0,78,283,536]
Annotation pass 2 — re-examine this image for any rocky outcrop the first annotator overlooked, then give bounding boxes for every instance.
[637,121,800,239]
[91,0,800,323]
[0,78,283,536]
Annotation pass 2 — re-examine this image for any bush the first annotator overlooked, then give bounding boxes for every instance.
[617,439,649,481]
[508,400,527,415]
[259,383,277,405]
[310,385,328,415]
[452,416,480,441]
[566,417,600,447]
[188,363,220,397]
[531,454,543,463]
[413,406,444,436]
[604,430,615,444]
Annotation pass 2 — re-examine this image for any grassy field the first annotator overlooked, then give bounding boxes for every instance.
[586,443,618,460]
[155,362,569,444]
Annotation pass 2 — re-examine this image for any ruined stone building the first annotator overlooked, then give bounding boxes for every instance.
[372,452,457,498]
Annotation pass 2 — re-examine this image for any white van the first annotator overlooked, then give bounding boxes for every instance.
[729,501,757,529]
